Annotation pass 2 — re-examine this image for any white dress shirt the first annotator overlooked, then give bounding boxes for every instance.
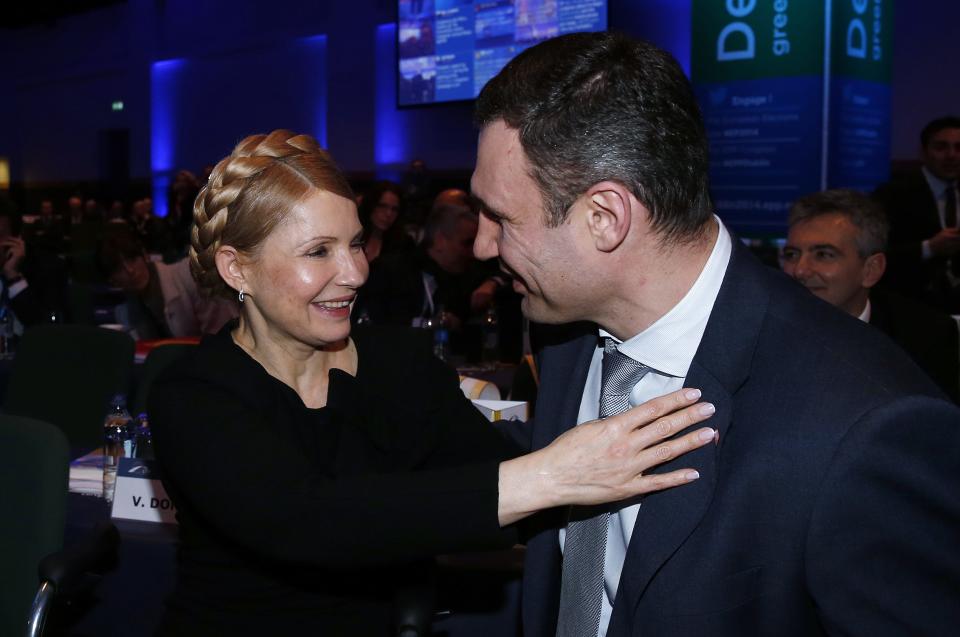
[559,217,732,637]
[920,167,959,260]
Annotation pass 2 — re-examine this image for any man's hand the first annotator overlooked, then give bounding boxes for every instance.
[927,228,960,258]
[1,236,25,280]
[497,388,716,526]
[470,278,499,312]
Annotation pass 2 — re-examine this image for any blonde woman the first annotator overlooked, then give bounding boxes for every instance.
[149,130,714,635]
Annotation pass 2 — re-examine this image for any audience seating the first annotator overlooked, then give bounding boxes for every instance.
[132,342,196,415]
[3,325,134,453]
[0,415,68,636]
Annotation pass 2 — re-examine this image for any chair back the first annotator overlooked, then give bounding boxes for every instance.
[0,415,68,637]
[132,342,196,415]
[3,325,134,453]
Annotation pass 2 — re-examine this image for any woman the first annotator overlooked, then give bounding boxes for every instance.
[150,130,715,635]
[357,180,412,262]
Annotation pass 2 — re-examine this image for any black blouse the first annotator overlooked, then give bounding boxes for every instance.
[150,322,523,635]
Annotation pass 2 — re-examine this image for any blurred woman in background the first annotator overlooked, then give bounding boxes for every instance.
[357,180,413,262]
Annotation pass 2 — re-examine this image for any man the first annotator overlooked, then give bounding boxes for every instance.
[26,198,65,254]
[874,116,960,312]
[783,188,959,401]
[470,32,960,636]
[95,229,236,339]
[0,202,67,327]
[358,203,485,329]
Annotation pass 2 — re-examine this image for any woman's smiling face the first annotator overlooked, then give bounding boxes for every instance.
[243,189,368,348]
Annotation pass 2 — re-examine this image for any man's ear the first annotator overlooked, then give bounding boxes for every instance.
[862,252,887,289]
[583,181,633,252]
[215,245,247,296]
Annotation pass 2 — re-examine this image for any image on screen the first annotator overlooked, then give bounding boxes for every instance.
[398,0,607,106]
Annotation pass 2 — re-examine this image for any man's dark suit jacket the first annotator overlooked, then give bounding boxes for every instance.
[873,171,956,309]
[869,287,959,402]
[521,240,960,636]
[5,253,68,326]
[358,248,482,328]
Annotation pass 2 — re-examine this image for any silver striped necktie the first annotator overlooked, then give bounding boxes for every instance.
[556,338,650,637]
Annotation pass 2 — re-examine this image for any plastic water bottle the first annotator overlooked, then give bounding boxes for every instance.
[481,306,499,367]
[134,412,153,460]
[103,394,133,503]
[432,305,451,362]
[0,307,14,359]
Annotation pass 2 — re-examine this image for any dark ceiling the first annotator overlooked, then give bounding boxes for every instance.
[0,0,126,30]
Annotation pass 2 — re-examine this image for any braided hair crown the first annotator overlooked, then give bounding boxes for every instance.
[189,129,353,298]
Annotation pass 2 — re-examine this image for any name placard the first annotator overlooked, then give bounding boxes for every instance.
[110,457,178,524]
[471,399,528,422]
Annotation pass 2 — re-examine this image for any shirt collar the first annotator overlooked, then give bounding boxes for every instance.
[599,216,733,378]
[922,166,953,198]
[857,297,872,323]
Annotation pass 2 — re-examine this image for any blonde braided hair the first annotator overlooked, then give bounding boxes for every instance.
[190,129,354,298]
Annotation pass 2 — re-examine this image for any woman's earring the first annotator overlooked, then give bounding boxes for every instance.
[238,286,245,303]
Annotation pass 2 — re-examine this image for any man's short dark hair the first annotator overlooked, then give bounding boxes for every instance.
[920,116,960,148]
[788,189,888,258]
[95,229,145,278]
[474,31,712,243]
[422,204,477,249]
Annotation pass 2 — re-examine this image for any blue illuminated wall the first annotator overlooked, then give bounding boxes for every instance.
[150,59,186,217]
[3,0,959,192]
[376,24,407,181]
[149,36,329,216]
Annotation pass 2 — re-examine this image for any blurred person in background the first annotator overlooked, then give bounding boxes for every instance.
[167,169,201,258]
[357,180,412,262]
[148,129,714,635]
[106,199,127,223]
[874,116,960,312]
[84,197,104,223]
[65,194,85,227]
[95,229,236,339]
[27,197,65,254]
[0,201,68,327]
[129,196,170,254]
[356,202,498,336]
[782,188,959,401]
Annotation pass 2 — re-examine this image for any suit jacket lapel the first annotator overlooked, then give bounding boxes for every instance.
[609,239,770,633]
[534,324,598,445]
[521,323,598,637]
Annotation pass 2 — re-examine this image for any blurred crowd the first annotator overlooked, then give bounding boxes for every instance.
[0,159,525,364]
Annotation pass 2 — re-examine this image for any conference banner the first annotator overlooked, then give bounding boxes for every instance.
[691,0,892,235]
[827,0,893,192]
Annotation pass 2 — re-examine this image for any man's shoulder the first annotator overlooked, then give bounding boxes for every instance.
[756,267,945,402]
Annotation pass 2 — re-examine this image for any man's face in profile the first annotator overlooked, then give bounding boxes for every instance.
[922,127,960,181]
[781,212,880,316]
[471,120,585,324]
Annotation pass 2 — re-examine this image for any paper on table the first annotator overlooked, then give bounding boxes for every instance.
[69,449,104,497]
